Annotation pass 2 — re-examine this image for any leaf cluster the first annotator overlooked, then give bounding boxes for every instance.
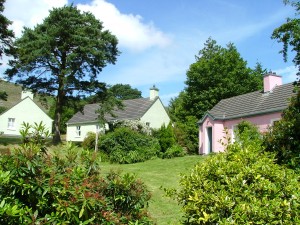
[0,123,153,224]
[98,127,160,164]
[263,88,300,171]
[170,123,300,224]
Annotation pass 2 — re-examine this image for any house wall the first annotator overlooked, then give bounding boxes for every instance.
[66,122,107,142]
[199,112,282,154]
[199,116,225,154]
[141,98,170,129]
[0,97,53,136]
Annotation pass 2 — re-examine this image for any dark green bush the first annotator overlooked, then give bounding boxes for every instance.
[162,144,186,159]
[169,124,300,224]
[0,123,153,224]
[263,91,300,171]
[99,127,160,164]
[153,123,176,153]
[82,132,96,150]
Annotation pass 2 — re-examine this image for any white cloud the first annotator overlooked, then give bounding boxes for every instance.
[77,0,171,52]
[274,66,298,83]
[3,0,67,37]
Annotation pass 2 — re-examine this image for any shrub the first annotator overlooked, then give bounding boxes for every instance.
[169,124,300,224]
[162,145,186,159]
[110,120,152,135]
[99,127,160,164]
[153,123,176,153]
[263,90,300,171]
[0,123,153,224]
[82,132,96,150]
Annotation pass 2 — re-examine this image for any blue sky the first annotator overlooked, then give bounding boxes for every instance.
[2,0,298,105]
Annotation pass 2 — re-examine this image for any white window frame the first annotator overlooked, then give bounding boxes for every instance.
[270,118,281,126]
[232,124,238,143]
[76,126,81,137]
[7,118,16,130]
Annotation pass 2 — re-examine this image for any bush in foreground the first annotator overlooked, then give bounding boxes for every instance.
[169,124,300,224]
[0,123,153,224]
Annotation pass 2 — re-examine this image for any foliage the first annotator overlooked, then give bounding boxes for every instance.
[235,120,262,144]
[109,83,142,100]
[169,124,300,224]
[0,106,6,114]
[182,38,264,120]
[168,38,265,154]
[0,0,13,100]
[0,0,14,61]
[110,120,152,135]
[5,5,120,144]
[162,144,186,159]
[0,124,153,224]
[153,123,176,153]
[263,89,300,171]
[99,127,160,164]
[266,1,300,171]
[172,116,199,154]
[272,0,300,76]
[82,132,97,150]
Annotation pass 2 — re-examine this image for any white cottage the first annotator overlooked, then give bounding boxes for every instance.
[66,85,171,142]
[0,91,53,136]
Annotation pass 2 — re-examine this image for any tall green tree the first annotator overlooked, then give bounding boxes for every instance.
[169,38,265,153]
[0,0,14,101]
[5,5,120,144]
[263,0,300,171]
[183,38,264,120]
[272,0,300,79]
[109,83,142,100]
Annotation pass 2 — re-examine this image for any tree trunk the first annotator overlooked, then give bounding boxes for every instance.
[52,77,65,145]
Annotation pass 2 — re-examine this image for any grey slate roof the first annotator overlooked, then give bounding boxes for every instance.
[67,97,156,124]
[198,82,296,124]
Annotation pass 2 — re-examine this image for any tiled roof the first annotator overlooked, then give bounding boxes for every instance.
[199,82,296,123]
[67,97,156,124]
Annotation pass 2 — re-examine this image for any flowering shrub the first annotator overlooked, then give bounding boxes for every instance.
[0,123,153,224]
[110,120,152,135]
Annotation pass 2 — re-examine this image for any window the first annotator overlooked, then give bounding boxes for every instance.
[232,125,238,143]
[7,118,15,129]
[271,118,280,126]
[146,122,150,127]
[76,126,81,137]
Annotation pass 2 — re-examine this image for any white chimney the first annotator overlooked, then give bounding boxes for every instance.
[21,90,34,99]
[263,71,282,92]
[150,85,159,100]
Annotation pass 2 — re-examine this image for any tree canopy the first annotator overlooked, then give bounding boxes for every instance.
[109,84,142,100]
[183,38,264,119]
[0,0,13,61]
[0,0,14,101]
[5,5,120,143]
[168,38,265,153]
[272,0,300,79]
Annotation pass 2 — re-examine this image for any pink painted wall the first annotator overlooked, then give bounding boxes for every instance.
[199,116,225,154]
[199,112,282,154]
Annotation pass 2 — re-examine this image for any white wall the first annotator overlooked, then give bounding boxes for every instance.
[0,97,53,136]
[66,123,107,142]
[141,98,170,129]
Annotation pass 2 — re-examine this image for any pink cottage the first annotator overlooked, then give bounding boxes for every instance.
[198,72,296,154]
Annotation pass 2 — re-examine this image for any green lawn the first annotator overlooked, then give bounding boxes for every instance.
[100,155,204,225]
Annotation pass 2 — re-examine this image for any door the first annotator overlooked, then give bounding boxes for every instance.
[206,127,212,154]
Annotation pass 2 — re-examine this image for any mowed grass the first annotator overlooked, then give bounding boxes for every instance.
[100,155,204,225]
